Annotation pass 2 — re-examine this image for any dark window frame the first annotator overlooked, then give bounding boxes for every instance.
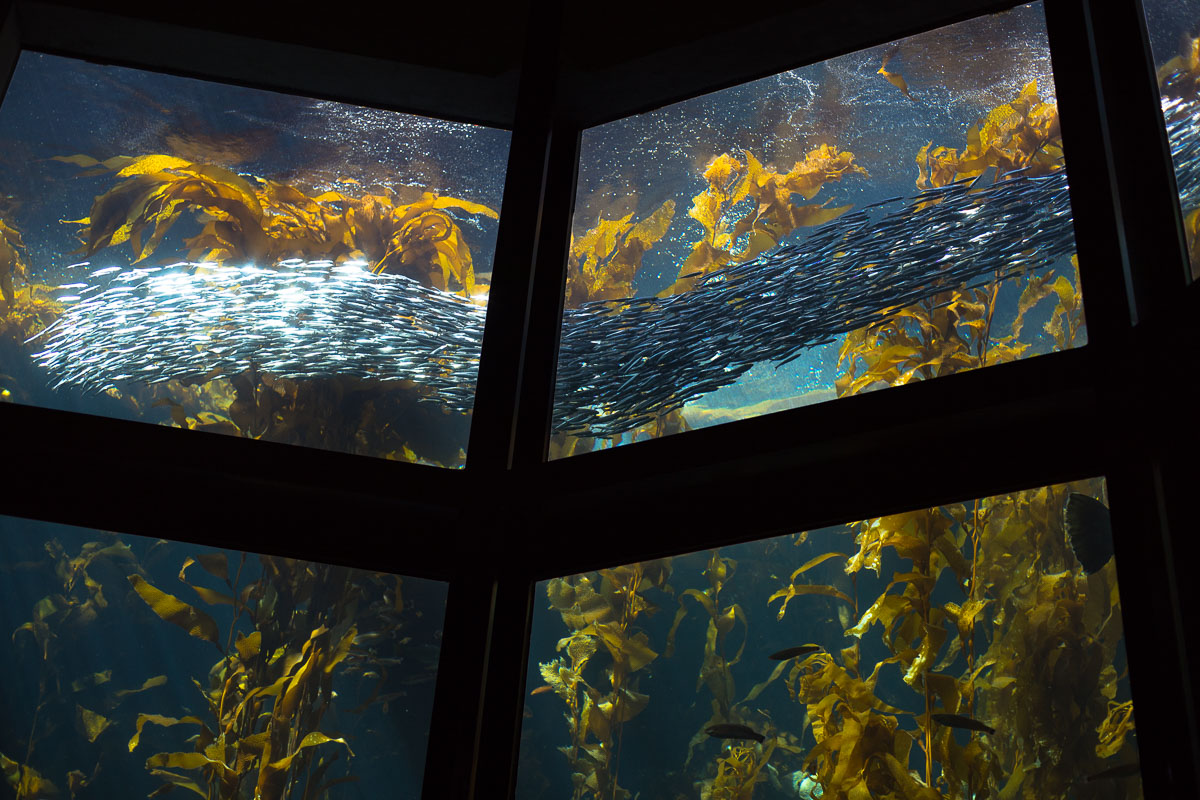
[0,1,1195,799]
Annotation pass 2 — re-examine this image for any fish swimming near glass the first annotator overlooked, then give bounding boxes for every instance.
[930,713,995,735]
[705,723,765,743]
[768,644,822,660]
[1063,493,1114,574]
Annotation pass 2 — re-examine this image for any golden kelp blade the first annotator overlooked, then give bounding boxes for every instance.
[128,575,221,646]
[75,704,112,742]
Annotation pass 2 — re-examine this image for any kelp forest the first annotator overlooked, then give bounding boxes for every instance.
[0,518,445,799]
[519,479,1141,800]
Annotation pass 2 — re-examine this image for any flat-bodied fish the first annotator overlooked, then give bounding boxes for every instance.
[930,713,995,735]
[1063,493,1114,574]
[705,723,765,743]
[768,645,822,660]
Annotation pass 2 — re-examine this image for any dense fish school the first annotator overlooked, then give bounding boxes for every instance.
[31,165,1087,437]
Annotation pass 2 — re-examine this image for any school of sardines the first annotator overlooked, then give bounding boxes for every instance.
[32,259,487,412]
[31,165,1084,436]
[554,167,1076,435]
[1163,94,1200,210]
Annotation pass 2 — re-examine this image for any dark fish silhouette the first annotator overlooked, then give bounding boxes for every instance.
[705,723,765,743]
[930,713,995,735]
[768,645,822,660]
[1086,762,1139,782]
[1063,493,1114,574]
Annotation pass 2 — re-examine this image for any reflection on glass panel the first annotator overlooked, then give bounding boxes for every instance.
[518,479,1142,800]
[1143,0,1200,280]
[0,515,446,799]
[0,52,510,468]
[552,2,1084,459]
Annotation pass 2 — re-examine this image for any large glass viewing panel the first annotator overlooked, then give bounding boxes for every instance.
[552,2,1084,459]
[0,52,510,468]
[1143,0,1200,281]
[0,514,447,799]
[518,479,1142,800]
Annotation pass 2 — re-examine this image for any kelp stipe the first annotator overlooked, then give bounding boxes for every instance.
[537,561,671,800]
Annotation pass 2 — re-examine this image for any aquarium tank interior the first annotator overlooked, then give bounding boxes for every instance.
[0,50,511,468]
[518,480,1142,800]
[1142,0,1200,281]
[551,2,1084,459]
[0,514,448,799]
[1,2,1196,800]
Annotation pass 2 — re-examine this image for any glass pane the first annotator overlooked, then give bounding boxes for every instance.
[518,479,1143,800]
[1143,0,1200,280]
[0,514,446,798]
[553,1,1084,459]
[0,52,510,468]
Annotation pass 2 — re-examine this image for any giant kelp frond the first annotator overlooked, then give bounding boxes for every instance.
[120,553,413,800]
[916,81,1062,190]
[701,739,778,800]
[667,144,867,294]
[55,154,498,298]
[0,218,30,306]
[542,563,671,800]
[565,199,675,309]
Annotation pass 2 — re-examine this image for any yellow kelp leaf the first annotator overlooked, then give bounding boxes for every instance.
[190,585,234,606]
[790,551,849,579]
[128,575,221,647]
[0,754,58,800]
[585,623,658,673]
[432,195,500,219]
[882,752,940,800]
[180,553,229,582]
[259,733,354,793]
[847,593,910,639]
[324,626,356,674]
[1096,700,1135,758]
[146,768,207,798]
[128,713,205,752]
[115,154,192,177]
[789,202,852,228]
[76,705,112,742]
[51,153,136,175]
[598,686,650,723]
[627,198,674,246]
[66,768,94,799]
[112,674,168,703]
[769,580,854,620]
[1050,273,1077,313]
[743,658,791,702]
[145,751,234,779]
[69,670,112,692]
[235,631,262,661]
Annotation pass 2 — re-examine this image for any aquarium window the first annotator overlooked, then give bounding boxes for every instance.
[551,1,1085,459]
[0,51,511,468]
[517,478,1140,800]
[0,513,446,799]
[1142,0,1200,281]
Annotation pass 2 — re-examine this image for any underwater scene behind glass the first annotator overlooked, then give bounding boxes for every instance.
[0,52,511,468]
[0,515,446,799]
[551,2,1085,459]
[518,479,1141,800]
[1142,0,1200,281]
